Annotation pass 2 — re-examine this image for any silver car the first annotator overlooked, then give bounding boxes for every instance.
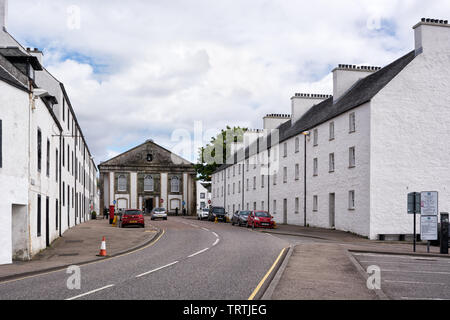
[197,208,209,220]
[151,207,168,220]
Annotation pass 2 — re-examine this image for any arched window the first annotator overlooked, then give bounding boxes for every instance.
[171,176,180,193]
[144,175,154,192]
[118,174,127,192]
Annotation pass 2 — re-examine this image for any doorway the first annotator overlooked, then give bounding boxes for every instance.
[283,199,288,225]
[329,193,335,229]
[145,198,154,214]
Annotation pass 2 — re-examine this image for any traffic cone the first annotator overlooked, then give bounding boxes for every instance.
[98,237,107,257]
[215,217,218,224]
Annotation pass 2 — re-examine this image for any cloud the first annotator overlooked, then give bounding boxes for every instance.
[6,0,450,163]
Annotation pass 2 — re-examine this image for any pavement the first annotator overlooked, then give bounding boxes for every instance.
[256,224,449,300]
[0,217,159,281]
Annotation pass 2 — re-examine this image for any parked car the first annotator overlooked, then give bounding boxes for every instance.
[197,208,210,220]
[120,209,145,228]
[208,206,227,222]
[247,211,275,229]
[232,210,251,226]
[151,207,168,220]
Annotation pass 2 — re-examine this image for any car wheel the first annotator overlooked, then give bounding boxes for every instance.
[232,221,235,226]
[164,217,167,220]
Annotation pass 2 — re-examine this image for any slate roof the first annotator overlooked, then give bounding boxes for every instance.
[214,50,417,174]
[0,47,43,70]
[0,64,28,91]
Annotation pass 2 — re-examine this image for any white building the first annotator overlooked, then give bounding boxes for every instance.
[211,18,450,240]
[196,181,211,210]
[0,0,98,265]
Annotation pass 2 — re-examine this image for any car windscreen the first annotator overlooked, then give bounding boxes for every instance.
[239,211,251,216]
[154,208,165,212]
[212,208,225,214]
[124,210,142,216]
[255,211,270,217]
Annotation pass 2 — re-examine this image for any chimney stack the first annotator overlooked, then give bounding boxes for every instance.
[414,18,450,56]
[291,93,331,124]
[263,114,290,130]
[0,0,7,31]
[332,65,380,101]
[27,47,44,66]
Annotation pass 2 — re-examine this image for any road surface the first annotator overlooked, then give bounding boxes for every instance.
[0,217,287,300]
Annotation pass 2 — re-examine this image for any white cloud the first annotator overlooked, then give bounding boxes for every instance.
[6,0,450,162]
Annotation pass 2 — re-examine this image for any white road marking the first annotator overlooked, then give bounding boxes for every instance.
[66,284,115,300]
[384,280,448,286]
[212,238,220,247]
[188,248,209,258]
[212,232,219,238]
[382,269,450,275]
[401,297,448,300]
[135,261,179,278]
[359,260,450,267]
[202,227,210,232]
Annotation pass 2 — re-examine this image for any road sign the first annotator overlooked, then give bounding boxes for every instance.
[113,200,116,205]
[421,215,438,241]
[208,200,211,204]
[160,198,164,203]
[182,201,186,206]
[408,192,421,214]
[421,191,438,216]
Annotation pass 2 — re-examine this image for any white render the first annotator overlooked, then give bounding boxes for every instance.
[196,181,211,211]
[212,19,450,240]
[0,4,98,265]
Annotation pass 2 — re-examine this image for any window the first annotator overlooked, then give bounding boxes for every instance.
[238,164,241,175]
[283,143,287,157]
[295,164,300,180]
[273,200,277,214]
[228,184,230,195]
[261,201,265,210]
[200,192,206,199]
[144,175,154,192]
[273,172,277,185]
[253,176,256,190]
[246,159,249,171]
[37,195,41,237]
[261,174,265,188]
[329,153,335,172]
[0,119,2,168]
[253,202,257,210]
[238,181,241,193]
[246,179,249,191]
[349,191,355,210]
[313,129,318,146]
[295,137,300,153]
[246,203,249,211]
[233,166,235,177]
[313,158,318,176]
[37,129,42,172]
[46,140,50,177]
[233,183,235,194]
[283,167,287,183]
[329,122,335,140]
[295,197,299,214]
[118,175,127,192]
[349,147,356,168]
[349,112,356,133]
[313,195,318,212]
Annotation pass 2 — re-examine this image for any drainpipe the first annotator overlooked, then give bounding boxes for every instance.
[302,131,310,227]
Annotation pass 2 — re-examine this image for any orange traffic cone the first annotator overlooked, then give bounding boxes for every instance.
[98,237,107,257]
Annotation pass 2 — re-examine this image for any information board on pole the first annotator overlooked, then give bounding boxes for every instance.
[421,215,438,241]
[421,191,438,216]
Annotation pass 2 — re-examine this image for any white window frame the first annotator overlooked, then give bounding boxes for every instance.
[295,164,300,180]
[329,122,335,140]
[349,112,356,133]
[283,167,287,183]
[171,176,180,193]
[283,142,287,158]
[295,137,300,153]
[313,158,318,176]
[118,174,127,192]
[144,175,154,192]
[313,129,318,146]
[349,147,356,168]
[313,195,318,212]
[349,190,355,210]
[295,197,299,214]
[273,200,277,214]
[329,153,335,173]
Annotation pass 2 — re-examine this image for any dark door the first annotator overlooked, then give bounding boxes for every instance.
[145,198,154,213]
[46,196,50,247]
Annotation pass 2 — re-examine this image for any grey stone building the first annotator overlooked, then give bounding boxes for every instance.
[99,140,196,215]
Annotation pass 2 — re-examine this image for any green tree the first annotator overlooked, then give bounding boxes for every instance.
[195,126,248,181]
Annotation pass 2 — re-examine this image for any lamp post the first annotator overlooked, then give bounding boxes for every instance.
[302,131,310,227]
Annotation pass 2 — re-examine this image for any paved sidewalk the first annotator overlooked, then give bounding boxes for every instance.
[260,224,446,256]
[271,243,378,300]
[0,217,158,280]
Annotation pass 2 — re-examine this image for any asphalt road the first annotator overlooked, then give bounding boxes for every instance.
[353,252,450,300]
[0,217,287,300]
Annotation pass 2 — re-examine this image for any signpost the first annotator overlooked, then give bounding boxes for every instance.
[420,191,438,253]
[408,192,421,252]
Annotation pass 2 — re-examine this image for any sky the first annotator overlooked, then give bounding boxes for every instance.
[6,0,450,164]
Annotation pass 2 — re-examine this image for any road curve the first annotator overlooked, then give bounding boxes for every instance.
[0,217,288,300]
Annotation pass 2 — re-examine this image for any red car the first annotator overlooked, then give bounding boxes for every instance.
[120,209,145,228]
[247,211,275,229]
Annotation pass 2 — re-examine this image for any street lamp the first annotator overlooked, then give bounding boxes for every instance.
[302,131,310,227]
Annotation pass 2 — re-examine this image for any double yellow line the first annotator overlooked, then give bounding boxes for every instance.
[248,247,288,300]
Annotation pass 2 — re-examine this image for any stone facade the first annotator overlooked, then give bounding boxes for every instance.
[99,140,196,215]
